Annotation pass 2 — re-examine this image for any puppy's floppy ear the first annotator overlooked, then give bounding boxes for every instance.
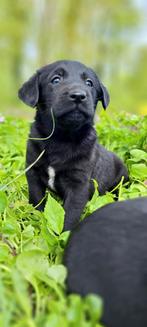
[99,82,110,109]
[18,72,39,108]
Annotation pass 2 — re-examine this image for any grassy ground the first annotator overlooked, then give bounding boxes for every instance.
[0,112,147,327]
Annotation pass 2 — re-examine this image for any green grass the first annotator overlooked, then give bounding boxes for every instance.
[0,112,147,327]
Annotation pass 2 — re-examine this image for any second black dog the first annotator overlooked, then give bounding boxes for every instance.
[64,197,147,327]
[18,60,128,230]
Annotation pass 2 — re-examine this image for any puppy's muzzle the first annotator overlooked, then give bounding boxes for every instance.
[69,90,87,103]
[54,85,94,127]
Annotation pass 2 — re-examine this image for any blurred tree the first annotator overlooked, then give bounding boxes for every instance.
[0,0,146,116]
[32,0,139,70]
[0,0,31,106]
[127,46,147,112]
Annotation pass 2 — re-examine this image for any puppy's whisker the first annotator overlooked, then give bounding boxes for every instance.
[29,107,55,141]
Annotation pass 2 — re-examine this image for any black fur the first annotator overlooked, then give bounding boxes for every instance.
[18,60,128,230]
[64,197,147,327]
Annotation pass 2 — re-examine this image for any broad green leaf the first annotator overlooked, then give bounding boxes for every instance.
[130,163,147,180]
[59,231,70,247]
[84,294,103,322]
[84,193,114,218]
[0,272,13,327]
[67,295,84,324]
[129,183,147,193]
[16,250,66,286]
[130,149,147,162]
[12,268,32,317]
[2,219,20,236]
[44,193,65,234]
[44,313,68,327]
[47,264,67,285]
[0,192,7,213]
[0,244,9,261]
[22,225,34,239]
[16,250,49,283]
[41,218,58,250]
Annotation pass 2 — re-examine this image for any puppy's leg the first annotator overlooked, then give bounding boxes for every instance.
[63,184,89,231]
[112,156,129,191]
[26,169,46,211]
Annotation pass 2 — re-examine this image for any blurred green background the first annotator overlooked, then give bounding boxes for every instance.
[0,0,147,118]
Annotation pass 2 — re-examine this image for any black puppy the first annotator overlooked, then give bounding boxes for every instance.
[18,60,128,230]
[64,197,147,327]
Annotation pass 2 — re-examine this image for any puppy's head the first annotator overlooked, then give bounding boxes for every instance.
[18,60,110,130]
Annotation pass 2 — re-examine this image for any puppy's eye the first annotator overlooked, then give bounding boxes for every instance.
[51,76,61,85]
[85,79,93,87]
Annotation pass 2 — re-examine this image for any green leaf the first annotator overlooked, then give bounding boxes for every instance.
[12,268,32,317]
[47,265,67,285]
[84,294,103,322]
[16,250,66,286]
[44,313,68,327]
[67,295,84,324]
[0,244,9,262]
[130,163,147,180]
[41,217,58,251]
[44,193,65,234]
[130,149,147,162]
[16,250,49,282]
[0,192,7,213]
[2,219,20,236]
[22,225,34,240]
[90,179,99,204]
[59,231,70,248]
[84,193,114,218]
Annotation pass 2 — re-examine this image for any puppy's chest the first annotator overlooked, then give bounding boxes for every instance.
[47,160,75,192]
[47,157,69,192]
[46,143,93,192]
[48,166,56,191]
[46,148,70,191]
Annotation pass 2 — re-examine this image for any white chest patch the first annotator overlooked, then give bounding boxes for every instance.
[48,166,56,191]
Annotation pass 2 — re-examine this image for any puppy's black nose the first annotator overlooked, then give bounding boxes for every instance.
[69,91,87,102]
